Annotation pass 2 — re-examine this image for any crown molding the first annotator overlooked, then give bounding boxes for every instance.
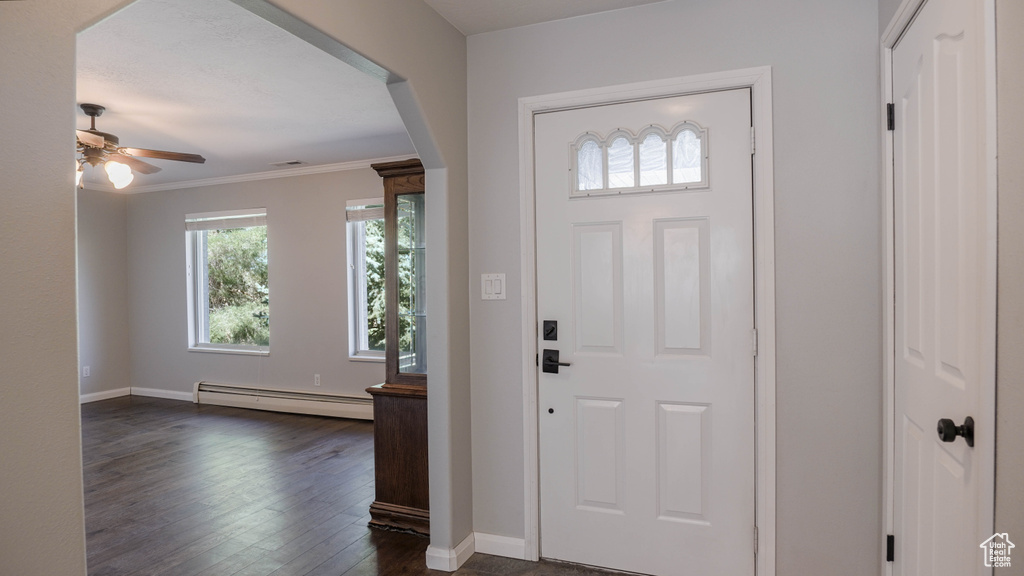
[81,154,418,194]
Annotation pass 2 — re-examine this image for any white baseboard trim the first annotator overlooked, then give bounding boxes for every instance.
[425,532,475,572]
[129,387,194,402]
[473,533,528,560]
[80,387,131,404]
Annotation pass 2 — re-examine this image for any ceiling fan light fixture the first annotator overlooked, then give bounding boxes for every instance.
[104,159,134,189]
[76,160,84,188]
[76,103,204,188]
[110,171,135,190]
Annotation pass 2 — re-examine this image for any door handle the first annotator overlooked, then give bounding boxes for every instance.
[937,416,974,447]
[542,349,571,374]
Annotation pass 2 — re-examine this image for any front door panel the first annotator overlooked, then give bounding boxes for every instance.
[535,88,755,576]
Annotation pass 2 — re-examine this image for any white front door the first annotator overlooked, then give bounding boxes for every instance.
[891,0,993,573]
[535,88,755,575]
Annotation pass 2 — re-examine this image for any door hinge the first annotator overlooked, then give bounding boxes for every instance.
[750,126,756,155]
[887,103,895,131]
[886,534,894,562]
[754,526,759,555]
[752,328,758,357]
[536,353,539,367]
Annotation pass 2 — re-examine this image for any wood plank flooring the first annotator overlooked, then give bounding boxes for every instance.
[82,396,621,576]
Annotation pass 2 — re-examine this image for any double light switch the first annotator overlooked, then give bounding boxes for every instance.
[481,273,506,300]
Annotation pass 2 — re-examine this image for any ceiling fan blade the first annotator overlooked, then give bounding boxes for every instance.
[121,147,206,164]
[76,130,105,148]
[114,154,162,175]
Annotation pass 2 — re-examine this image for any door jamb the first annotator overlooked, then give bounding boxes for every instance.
[517,66,777,575]
[880,2,998,575]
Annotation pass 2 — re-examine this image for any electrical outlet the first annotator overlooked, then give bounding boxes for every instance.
[314,374,320,387]
[82,366,90,378]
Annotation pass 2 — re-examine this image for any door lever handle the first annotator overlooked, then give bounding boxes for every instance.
[542,349,571,374]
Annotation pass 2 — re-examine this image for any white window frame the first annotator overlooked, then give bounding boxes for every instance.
[346,198,385,362]
[185,208,269,356]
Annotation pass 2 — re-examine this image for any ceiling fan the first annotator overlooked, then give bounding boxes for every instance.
[76,103,206,189]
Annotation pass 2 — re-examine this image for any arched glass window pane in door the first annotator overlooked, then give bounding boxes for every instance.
[569,122,707,197]
[607,136,635,188]
[672,129,702,184]
[577,139,604,191]
[639,133,668,186]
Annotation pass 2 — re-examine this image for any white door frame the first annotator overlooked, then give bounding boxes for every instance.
[880,1,998,574]
[517,66,777,575]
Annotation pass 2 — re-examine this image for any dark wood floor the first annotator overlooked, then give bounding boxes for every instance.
[82,396,618,576]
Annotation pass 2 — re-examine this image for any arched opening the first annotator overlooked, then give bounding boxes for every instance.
[68,0,468,571]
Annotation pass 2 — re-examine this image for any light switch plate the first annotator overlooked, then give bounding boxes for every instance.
[481,273,506,300]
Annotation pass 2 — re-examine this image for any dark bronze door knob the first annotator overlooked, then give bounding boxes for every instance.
[937,416,974,447]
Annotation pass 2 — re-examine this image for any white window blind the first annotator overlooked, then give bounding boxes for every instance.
[186,208,267,231]
[346,198,384,223]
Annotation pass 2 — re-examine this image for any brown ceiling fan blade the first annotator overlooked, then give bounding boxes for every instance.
[121,147,206,164]
[114,154,162,175]
[76,130,105,148]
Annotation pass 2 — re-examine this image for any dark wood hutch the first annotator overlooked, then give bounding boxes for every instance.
[366,159,429,535]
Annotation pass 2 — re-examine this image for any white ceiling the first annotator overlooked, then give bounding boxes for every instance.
[423,0,665,36]
[77,0,664,191]
[77,0,414,190]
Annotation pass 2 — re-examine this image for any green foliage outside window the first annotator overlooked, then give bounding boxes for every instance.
[206,226,269,346]
[364,219,386,351]
[361,215,416,354]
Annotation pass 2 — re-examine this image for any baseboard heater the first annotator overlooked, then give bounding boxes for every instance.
[193,381,373,420]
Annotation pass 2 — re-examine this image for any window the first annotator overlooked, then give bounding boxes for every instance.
[347,198,386,360]
[571,121,708,197]
[577,138,603,191]
[672,127,703,184]
[639,131,668,186]
[186,209,269,354]
[607,133,636,188]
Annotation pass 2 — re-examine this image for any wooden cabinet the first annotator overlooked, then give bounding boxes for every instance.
[366,383,428,533]
[366,159,429,535]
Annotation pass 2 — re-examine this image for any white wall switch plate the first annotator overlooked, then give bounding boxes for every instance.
[481,273,506,300]
[82,366,90,378]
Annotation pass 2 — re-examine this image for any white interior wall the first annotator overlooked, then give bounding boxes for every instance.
[878,0,904,34]
[0,2,90,573]
[467,1,883,573]
[125,169,386,398]
[77,188,131,398]
[995,0,1024,569]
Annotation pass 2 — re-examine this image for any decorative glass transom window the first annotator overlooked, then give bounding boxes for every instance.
[570,121,708,197]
